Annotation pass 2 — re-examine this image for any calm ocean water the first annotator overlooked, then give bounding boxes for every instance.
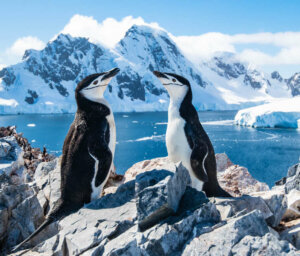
[1,111,299,186]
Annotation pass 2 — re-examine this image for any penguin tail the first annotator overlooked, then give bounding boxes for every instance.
[10,218,53,253]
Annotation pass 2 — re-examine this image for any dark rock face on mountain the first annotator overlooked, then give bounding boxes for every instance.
[271,71,283,82]
[0,67,16,87]
[286,73,300,96]
[209,54,271,90]
[213,56,246,79]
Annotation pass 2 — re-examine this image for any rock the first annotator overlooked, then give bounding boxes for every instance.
[101,202,220,256]
[122,155,269,198]
[136,163,191,230]
[218,164,270,197]
[215,153,233,172]
[0,136,24,177]
[232,233,297,256]
[34,158,61,212]
[0,172,40,252]
[284,189,300,219]
[251,188,288,227]
[280,223,300,250]
[0,136,22,161]
[123,157,175,183]
[287,163,299,178]
[211,196,273,221]
[285,164,300,193]
[20,180,138,255]
[182,210,271,256]
[0,141,11,158]
[2,145,299,255]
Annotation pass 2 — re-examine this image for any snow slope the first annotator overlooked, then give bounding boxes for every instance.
[0,25,296,114]
[234,97,300,128]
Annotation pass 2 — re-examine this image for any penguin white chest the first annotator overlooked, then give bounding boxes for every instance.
[106,112,116,157]
[166,108,192,167]
[166,105,204,191]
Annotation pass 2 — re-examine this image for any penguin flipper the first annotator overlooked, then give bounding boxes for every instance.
[190,139,209,183]
[88,129,112,187]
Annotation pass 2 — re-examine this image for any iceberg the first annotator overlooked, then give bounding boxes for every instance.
[234,97,300,129]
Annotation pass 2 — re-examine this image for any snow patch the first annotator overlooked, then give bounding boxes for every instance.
[235,97,300,128]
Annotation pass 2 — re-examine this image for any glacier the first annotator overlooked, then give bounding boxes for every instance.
[0,25,297,114]
[234,97,300,128]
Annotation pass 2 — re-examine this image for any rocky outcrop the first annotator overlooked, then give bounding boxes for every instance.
[119,153,270,197]
[215,153,270,196]
[1,142,299,254]
[0,126,54,179]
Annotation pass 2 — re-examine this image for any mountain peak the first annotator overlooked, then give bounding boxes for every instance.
[125,24,167,38]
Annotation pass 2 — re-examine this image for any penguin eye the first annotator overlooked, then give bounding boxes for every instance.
[172,78,176,83]
[93,80,98,85]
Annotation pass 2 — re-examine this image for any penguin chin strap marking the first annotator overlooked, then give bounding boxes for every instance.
[84,84,108,90]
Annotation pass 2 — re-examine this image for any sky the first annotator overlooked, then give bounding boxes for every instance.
[1,0,300,77]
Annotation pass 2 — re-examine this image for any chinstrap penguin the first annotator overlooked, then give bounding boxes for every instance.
[153,70,231,197]
[12,67,120,252]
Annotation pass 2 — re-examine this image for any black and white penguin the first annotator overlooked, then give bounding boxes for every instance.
[153,71,231,197]
[12,68,120,252]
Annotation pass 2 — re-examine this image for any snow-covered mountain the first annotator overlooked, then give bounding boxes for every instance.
[0,25,296,114]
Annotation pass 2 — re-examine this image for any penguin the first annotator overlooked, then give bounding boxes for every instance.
[12,67,120,252]
[153,71,231,197]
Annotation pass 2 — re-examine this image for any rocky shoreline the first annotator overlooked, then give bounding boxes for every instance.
[0,128,299,255]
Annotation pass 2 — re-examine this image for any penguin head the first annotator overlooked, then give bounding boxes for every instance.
[76,68,120,103]
[153,71,191,103]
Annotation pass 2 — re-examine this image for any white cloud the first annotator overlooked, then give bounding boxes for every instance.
[6,36,45,57]
[173,33,235,62]
[58,14,162,48]
[173,31,300,73]
[0,63,6,70]
[0,36,45,66]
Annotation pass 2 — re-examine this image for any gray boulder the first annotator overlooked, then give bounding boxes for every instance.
[0,172,43,251]
[251,189,288,227]
[211,195,273,221]
[136,163,191,230]
[285,164,300,193]
[232,233,297,256]
[0,136,24,177]
[280,222,300,250]
[100,201,220,256]
[182,210,288,256]
[0,141,11,158]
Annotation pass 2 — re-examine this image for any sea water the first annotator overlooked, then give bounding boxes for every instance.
[1,111,299,186]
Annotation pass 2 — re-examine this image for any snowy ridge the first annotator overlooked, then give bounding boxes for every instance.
[0,25,296,114]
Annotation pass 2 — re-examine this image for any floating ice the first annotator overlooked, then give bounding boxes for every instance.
[235,97,300,128]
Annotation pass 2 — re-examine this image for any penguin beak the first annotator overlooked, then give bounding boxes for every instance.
[153,71,168,79]
[101,68,120,82]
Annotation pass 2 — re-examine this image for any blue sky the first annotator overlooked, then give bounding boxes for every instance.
[1,0,300,76]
